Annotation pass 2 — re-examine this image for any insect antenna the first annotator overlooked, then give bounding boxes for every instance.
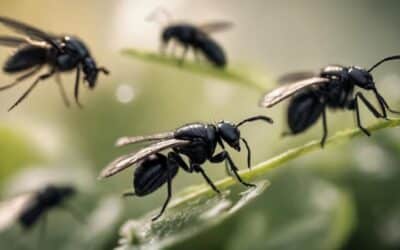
[236,115,273,128]
[368,55,400,72]
[146,7,173,28]
[97,67,110,75]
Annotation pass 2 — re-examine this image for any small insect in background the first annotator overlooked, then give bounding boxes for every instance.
[259,55,400,147]
[147,7,232,68]
[0,16,109,111]
[0,184,83,246]
[99,115,273,220]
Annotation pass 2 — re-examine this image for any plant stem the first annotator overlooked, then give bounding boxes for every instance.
[171,118,400,207]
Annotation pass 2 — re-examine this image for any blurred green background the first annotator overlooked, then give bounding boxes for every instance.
[1,0,400,249]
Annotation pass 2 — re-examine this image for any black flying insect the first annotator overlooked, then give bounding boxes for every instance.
[148,8,232,67]
[99,116,273,220]
[0,16,109,111]
[160,21,231,67]
[260,55,400,147]
[0,185,78,232]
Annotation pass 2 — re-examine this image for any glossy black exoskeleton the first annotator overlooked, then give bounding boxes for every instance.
[100,115,273,220]
[161,24,227,67]
[260,55,400,147]
[0,16,109,111]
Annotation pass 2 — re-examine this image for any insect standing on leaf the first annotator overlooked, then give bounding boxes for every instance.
[259,55,400,147]
[0,16,109,111]
[99,116,273,220]
[0,184,82,234]
[147,8,232,68]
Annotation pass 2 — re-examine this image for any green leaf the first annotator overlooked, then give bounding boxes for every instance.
[0,125,44,183]
[117,180,269,249]
[206,171,355,250]
[121,48,272,91]
[115,118,399,249]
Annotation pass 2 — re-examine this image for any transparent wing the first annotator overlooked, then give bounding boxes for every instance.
[277,71,316,85]
[0,36,27,47]
[198,21,233,34]
[115,132,175,147]
[260,77,329,108]
[99,139,190,179]
[0,193,34,232]
[0,16,60,48]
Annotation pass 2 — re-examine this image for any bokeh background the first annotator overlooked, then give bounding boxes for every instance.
[1,0,400,249]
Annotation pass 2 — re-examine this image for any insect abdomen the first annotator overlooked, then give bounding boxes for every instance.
[287,91,324,134]
[18,201,46,229]
[134,154,178,196]
[3,45,47,73]
[197,38,226,67]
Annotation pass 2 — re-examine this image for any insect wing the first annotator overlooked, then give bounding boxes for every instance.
[0,16,60,48]
[260,77,329,108]
[99,139,190,179]
[198,21,233,34]
[115,132,175,147]
[0,36,28,47]
[277,71,316,85]
[0,193,34,232]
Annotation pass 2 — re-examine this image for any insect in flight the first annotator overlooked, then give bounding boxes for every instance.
[99,115,273,220]
[147,8,232,68]
[0,184,81,234]
[0,16,109,111]
[260,55,400,147]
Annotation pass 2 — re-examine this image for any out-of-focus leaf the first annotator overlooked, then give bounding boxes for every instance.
[116,180,269,250]
[221,171,355,250]
[0,125,44,183]
[121,48,272,91]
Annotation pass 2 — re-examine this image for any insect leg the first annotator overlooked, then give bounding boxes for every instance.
[357,92,384,118]
[374,90,400,114]
[240,138,252,169]
[74,65,83,108]
[152,171,172,221]
[0,65,42,91]
[210,151,255,188]
[354,93,371,136]
[8,69,55,111]
[122,191,135,197]
[55,73,70,107]
[179,45,189,65]
[193,48,201,63]
[192,164,221,194]
[168,151,191,172]
[320,107,328,147]
[224,152,256,188]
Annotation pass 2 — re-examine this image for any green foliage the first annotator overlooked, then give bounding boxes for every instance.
[0,125,44,183]
[115,118,400,249]
[121,48,272,91]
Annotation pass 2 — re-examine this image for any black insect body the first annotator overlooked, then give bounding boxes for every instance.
[0,16,109,111]
[18,185,76,229]
[161,23,228,67]
[0,185,78,232]
[100,115,273,220]
[260,56,400,147]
